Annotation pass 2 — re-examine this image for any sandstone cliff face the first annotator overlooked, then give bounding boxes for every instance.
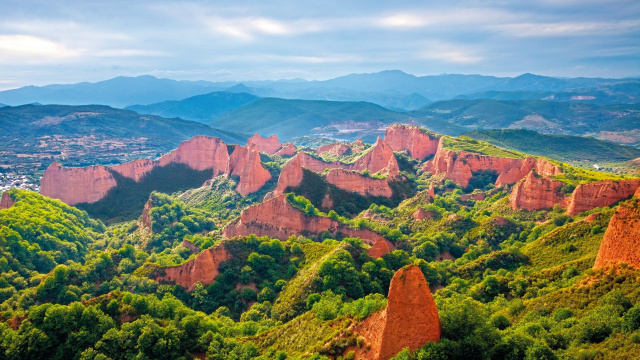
[40,161,118,205]
[223,194,382,244]
[427,183,435,198]
[352,265,441,360]
[268,140,400,200]
[276,143,296,157]
[155,243,231,290]
[111,159,158,182]
[567,179,640,216]
[0,191,15,210]
[140,197,153,234]
[247,133,282,154]
[225,145,248,177]
[235,144,272,196]
[593,199,640,269]
[495,157,562,187]
[158,136,229,175]
[384,124,439,160]
[367,238,392,259]
[509,171,566,211]
[325,169,393,198]
[316,142,351,156]
[40,136,232,205]
[424,138,524,188]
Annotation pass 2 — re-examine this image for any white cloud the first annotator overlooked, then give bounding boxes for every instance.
[494,20,640,37]
[0,35,78,62]
[379,14,427,28]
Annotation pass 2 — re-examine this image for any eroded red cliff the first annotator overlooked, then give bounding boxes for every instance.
[367,238,392,259]
[384,124,440,160]
[0,191,15,210]
[235,144,272,196]
[222,194,382,244]
[593,198,640,269]
[276,143,297,157]
[155,243,231,290]
[352,265,441,360]
[509,171,566,211]
[247,133,282,154]
[40,161,118,205]
[325,169,393,197]
[567,179,640,216]
[140,197,153,234]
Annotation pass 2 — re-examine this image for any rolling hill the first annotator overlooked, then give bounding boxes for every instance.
[125,91,260,123]
[209,97,410,141]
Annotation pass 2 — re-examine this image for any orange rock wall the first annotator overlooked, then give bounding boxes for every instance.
[325,169,393,198]
[593,199,640,269]
[40,162,118,205]
[384,124,439,160]
[509,171,566,210]
[567,179,640,216]
[0,191,15,210]
[247,133,282,154]
[276,143,297,157]
[158,136,229,174]
[235,144,272,196]
[156,243,231,290]
[367,238,392,259]
[222,195,382,244]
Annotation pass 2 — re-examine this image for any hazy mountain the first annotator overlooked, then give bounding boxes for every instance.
[209,97,410,141]
[0,76,227,108]
[3,71,638,109]
[126,91,260,123]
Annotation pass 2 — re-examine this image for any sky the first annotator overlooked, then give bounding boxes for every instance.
[0,0,639,90]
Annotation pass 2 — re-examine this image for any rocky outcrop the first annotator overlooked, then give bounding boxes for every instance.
[268,139,399,199]
[427,183,435,199]
[140,197,153,233]
[367,238,392,259]
[180,240,200,254]
[223,194,382,244]
[593,199,640,269]
[509,171,566,211]
[325,169,393,198]
[41,136,232,205]
[567,179,640,216]
[158,136,229,174]
[40,161,118,205]
[225,145,248,177]
[0,191,15,210]
[413,208,430,221]
[384,124,439,160]
[155,243,231,290]
[352,265,441,360]
[316,142,351,156]
[235,144,272,196]
[495,157,562,186]
[247,133,282,154]
[424,138,524,188]
[276,143,296,157]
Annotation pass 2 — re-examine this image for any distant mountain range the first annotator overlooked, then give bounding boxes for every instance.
[2,71,639,110]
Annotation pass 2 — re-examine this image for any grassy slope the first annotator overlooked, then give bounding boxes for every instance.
[464,129,640,165]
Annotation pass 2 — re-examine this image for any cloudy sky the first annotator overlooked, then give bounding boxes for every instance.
[0,0,638,90]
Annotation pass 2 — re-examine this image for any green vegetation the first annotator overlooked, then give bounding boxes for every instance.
[465,129,640,172]
[442,136,526,159]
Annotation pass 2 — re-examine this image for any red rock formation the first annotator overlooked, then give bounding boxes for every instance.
[0,191,15,210]
[223,194,382,244]
[427,183,435,199]
[352,137,400,176]
[158,136,229,175]
[424,138,525,188]
[367,238,392,259]
[460,192,486,201]
[276,143,296,157]
[566,179,640,216]
[235,144,272,196]
[509,171,566,211]
[412,208,432,221]
[266,153,306,199]
[40,161,118,205]
[41,136,232,205]
[225,145,248,177]
[352,265,441,360]
[325,169,393,197]
[140,197,153,234]
[155,243,231,290]
[247,133,282,154]
[180,240,200,254]
[111,159,157,181]
[495,157,562,187]
[316,142,351,156]
[384,124,440,160]
[593,199,640,269]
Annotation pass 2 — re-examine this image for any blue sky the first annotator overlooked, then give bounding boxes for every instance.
[0,0,638,90]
